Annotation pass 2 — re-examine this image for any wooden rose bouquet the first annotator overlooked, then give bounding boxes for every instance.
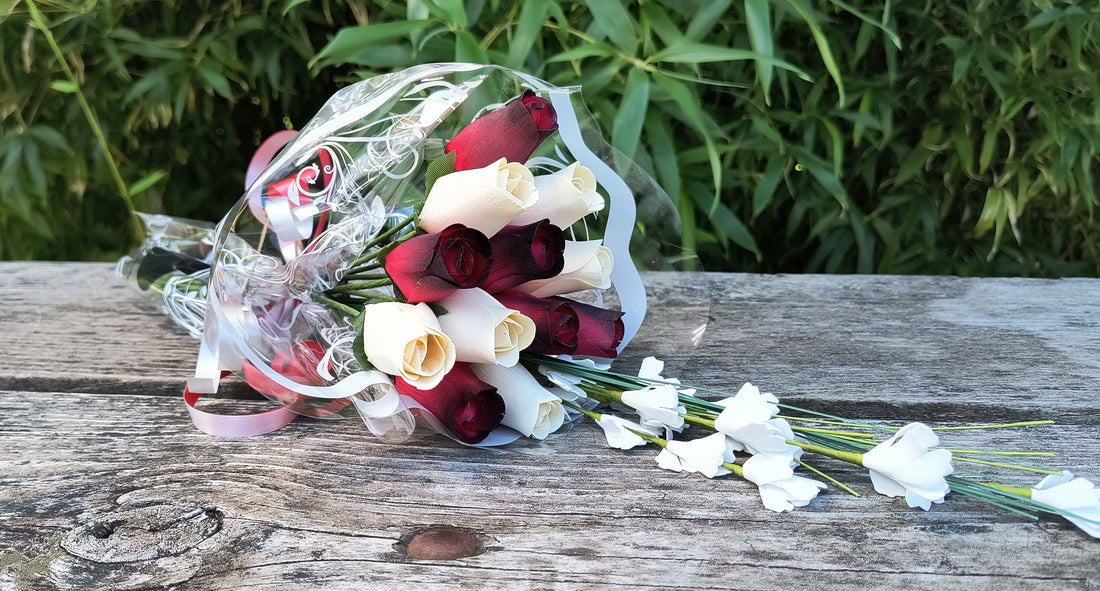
[118,64,1098,539]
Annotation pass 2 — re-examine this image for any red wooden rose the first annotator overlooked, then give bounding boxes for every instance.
[395,362,506,444]
[480,219,566,294]
[383,224,492,303]
[445,91,558,171]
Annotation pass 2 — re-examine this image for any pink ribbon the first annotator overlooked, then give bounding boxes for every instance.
[184,372,298,437]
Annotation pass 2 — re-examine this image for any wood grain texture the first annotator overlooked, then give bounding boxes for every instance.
[1,263,1098,590]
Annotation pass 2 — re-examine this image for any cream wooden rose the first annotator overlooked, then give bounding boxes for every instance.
[514,240,613,298]
[358,302,456,390]
[511,163,604,229]
[436,288,535,367]
[472,363,564,439]
[419,158,538,237]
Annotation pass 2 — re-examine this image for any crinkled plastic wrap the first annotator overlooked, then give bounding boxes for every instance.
[129,63,706,443]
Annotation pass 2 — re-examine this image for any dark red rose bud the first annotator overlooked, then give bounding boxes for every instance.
[493,290,579,355]
[395,363,505,444]
[384,224,492,303]
[480,220,566,293]
[520,91,558,137]
[554,298,625,358]
[445,91,559,171]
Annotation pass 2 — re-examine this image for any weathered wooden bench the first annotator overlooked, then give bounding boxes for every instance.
[1,262,1097,589]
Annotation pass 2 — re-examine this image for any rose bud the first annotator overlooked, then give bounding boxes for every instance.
[471,362,565,440]
[555,298,625,358]
[511,164,606,229]
[383,224,492,303]
[395,363,505,444]
[436,288,536,367]
[516,240,613,298]
[480,220,566,294]
[492,290,579,355]
[445,90,559,171]
[358,302,456,390]
[241,341,328,404]
[419,159,537,238]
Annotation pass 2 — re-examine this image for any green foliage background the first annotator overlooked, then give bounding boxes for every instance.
[1,0,1098,276]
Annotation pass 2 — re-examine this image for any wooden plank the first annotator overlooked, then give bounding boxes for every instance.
[1,263,1098,589]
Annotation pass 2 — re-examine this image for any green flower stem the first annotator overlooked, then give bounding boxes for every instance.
[327,279,394,293]
[790,441,865,467]
[790,426,876,440]
[981,482,1034,499]
[929,420,1055,431]
[561,400,601,421]
[951,456,1063,475]
[314,295,362,317]
[352,216,419,266]
[26,0,140,243]
[681,414,716,430]
[338,273,391,282]
[948,449,1054,457]
[794,458,861,497]
[343,261,384,276]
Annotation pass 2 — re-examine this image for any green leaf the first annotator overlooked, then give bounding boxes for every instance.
[644,110,680,204]
[546,43,615,63]
[649,42,811,81]
[819,116,844,177]
[196,63,234,100]
[453,30,488,63]
[685,0,732,42]
[975,186,1005,239]
[782,0,845,104]
[507,0,548,67]
[424,152,457,195]
[282,0,311,15]
[753,157,785,219]
[652,72,722,214]
[1025,6,1086,30]
[979,125,998,173]
[744,0,774,101]
[49,80,78,94]
[689,190,762,259]
[612,68,650,159]
[950,125,975,176]
[28,125,72,153]
[584,0,639,53]
[425,0,467,28]
[352,312,373,372]
[827,0,901,49]
[310,20,433,69]
[127,170,168,197]
[639,3,685,48]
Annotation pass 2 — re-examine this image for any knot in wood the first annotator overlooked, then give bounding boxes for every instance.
[402,527,483,561]
[61,502,221,563]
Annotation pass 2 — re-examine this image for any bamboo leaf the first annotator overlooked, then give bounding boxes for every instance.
[686,0,732,42]
[310,20,433,69]
[425,0,468,28]
[453,30,488,63]
[507,0,548,67]
[649,42,811,81]
[782,0,846,104]
[49,80,78,94]
[612,68,650,159]
[753,157,785,219]
[127,170,168,197]
[744,0,774,101]
[584,0,639,53]
[652,72,722,214]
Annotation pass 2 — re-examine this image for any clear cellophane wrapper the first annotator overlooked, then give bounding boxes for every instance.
[122,63,707,444]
